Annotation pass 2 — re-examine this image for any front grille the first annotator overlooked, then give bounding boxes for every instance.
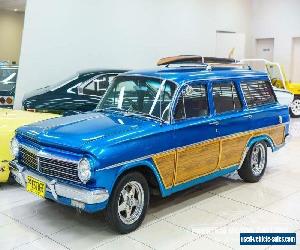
[19,146,80,183]
[39,157,80,182]
[20,146,38,170]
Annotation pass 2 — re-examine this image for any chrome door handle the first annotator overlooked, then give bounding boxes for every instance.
[209,121,219,126]
[244,114,253,119]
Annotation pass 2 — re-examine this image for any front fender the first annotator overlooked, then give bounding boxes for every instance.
[95,158,168,197]
[115,159,166,196]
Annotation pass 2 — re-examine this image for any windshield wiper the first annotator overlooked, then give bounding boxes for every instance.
[95,107,125,113]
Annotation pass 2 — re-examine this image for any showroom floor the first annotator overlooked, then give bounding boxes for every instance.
[0,120,300,250]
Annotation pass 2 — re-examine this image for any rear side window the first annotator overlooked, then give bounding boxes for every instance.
[175,83,208,120]
[241,80,276,108]
[80,74,115,96]
[212,82,242,114]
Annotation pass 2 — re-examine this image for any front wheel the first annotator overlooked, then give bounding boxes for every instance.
[290,96,300,118]
[238,141,267,183]
[105,172,149,234]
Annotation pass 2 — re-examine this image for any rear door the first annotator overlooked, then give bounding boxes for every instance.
[210,80,251,169]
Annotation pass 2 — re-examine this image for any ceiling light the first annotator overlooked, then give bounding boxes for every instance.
[14,9,18,12]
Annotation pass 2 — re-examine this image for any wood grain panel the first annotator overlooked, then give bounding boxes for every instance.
[219,134,252,169]
[152,151,176,189]
[254,124,285,146]
[152,124,285,189]
[175,140,220,185]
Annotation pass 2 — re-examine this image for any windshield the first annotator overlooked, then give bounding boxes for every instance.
[98,76,177,121]
[0,67,18,85]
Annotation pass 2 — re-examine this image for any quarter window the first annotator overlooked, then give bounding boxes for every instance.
[175,83,208,120]
[81,75,115,96]
[212,82,242,114]
[241,80,276,108]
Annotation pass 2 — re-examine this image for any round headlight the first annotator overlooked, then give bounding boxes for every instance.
[78,158,91,183]
[10,137,19,158]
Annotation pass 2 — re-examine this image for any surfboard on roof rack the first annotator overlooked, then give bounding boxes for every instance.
[157,55,236,66]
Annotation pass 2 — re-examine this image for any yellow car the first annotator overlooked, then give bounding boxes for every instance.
[0,109,59,182]
[240,59,300,117]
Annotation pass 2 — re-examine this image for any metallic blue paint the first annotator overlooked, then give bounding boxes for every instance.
[14,67,290,213]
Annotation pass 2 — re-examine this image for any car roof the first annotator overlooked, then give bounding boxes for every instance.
[122,66,268,85]
[78,69,129,76]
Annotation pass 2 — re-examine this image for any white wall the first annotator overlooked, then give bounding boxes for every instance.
[15,0,251,108]
[0,9,24,63]
[251,0,300,80]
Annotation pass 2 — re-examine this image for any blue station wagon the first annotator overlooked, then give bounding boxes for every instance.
[10,64,289,233]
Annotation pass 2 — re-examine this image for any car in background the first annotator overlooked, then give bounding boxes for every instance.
[0,65,18,108]
[272,87,294,107]
[23,69,128,115]
[240,59,300,117]
[0,109,59,183]
[0,61,10,66]
[10,61,289,233]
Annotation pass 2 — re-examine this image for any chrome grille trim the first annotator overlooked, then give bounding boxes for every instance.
[18,144,81,183]
[20,147,38,170]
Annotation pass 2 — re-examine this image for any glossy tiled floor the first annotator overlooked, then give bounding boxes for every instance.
[1,120,300,250]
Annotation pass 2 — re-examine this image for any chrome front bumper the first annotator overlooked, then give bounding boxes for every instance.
[9,161,109,205]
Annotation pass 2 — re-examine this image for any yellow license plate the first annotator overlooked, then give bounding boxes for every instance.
[26,176,46,198]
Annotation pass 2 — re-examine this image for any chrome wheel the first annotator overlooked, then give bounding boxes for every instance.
[118,181,144,225]
[251,143,266,176]
[291,99,300,116]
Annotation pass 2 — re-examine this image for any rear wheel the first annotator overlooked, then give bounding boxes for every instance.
[290,96,300,118]
[105,172,149,234]
[238,141,267,183]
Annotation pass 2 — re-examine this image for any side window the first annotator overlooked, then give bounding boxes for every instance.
[175,83,208,120]
[241,80,276,108]
[212,82,242,114]
[81,75,114,96]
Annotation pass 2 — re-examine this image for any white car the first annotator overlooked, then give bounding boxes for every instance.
[273,87,294,107]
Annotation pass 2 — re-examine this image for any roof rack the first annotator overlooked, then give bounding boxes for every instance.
[157,55,236,66]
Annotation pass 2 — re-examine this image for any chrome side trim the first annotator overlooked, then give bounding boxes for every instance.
[98,123,286,171]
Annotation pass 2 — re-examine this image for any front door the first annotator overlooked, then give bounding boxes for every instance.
[173,82,220,185]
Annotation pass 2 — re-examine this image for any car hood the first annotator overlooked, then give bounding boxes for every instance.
[17,111,158,151]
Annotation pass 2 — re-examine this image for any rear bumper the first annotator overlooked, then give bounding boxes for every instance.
[9,160,109,212]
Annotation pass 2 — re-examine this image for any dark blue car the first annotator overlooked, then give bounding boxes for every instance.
[23,69,127,115]
[10,64,289,233]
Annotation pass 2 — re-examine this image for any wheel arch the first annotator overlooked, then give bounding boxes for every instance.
[246,134,277,153]
[113,160,166,197]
